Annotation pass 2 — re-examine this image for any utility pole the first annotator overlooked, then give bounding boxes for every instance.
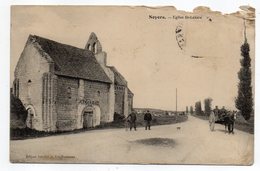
[176,88,177,114]
[244,18,247,42]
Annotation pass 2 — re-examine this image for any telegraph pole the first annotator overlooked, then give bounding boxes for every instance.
[176,88,177,114]
[244,18,247,42]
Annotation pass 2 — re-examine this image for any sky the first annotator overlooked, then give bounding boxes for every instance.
[10,6,255,111]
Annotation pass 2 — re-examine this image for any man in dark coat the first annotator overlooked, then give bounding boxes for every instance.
[127,111,137,131]
[144,110,152,130]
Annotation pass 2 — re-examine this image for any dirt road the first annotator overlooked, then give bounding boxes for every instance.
[10,115,253,165]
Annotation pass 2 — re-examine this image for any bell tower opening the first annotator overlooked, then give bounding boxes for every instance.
[87,44,91,51]
[85,32,102,54]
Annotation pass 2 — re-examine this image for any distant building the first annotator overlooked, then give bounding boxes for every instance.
[12,33,133,132]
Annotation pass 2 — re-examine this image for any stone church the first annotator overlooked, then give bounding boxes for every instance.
[12,33,134,132]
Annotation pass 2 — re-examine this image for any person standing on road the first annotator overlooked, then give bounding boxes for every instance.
[213,106,219,120]
[209,110,215,131]
[127,111,137,131]
[144,110,152,130]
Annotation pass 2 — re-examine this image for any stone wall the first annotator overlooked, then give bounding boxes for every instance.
[55,76,79,131]
[114,85,125,115]
[128,96,133,114]
[55,76,110,131]
[83,80,110,123]
[13,42,52,131]
[123,86,129,117]
[42,73,58,131]
[95,51,115,122]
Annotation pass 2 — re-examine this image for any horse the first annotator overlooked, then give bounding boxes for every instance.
[223,111,237,134]
[215,110,237,134]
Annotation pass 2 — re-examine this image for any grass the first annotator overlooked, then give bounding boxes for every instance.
[191,113,254,134]
[234,115,254,134]
[11,114,188,140]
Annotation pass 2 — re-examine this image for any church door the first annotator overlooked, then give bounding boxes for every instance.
[83,111,93,129]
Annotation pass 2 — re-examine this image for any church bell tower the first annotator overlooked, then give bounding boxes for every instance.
[85,32,102,54]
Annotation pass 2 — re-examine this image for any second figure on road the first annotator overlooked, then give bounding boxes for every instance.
[144,110,152,130]
[127,111,137,131]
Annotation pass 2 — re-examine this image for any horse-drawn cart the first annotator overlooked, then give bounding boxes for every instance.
[212,110,237,133]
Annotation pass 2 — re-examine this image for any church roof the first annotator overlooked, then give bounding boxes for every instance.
[29,35,112,84]
[128,88,134,95]
[108,66,134,95]
[108,66,127,86]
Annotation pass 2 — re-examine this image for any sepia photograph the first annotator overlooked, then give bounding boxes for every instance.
[9,5,255,165]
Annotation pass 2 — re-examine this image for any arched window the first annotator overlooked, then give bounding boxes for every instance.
[27,80,32,98]
[13,79,20,97]
[26,106,35,129]
[87,44,91,51]
[97,91,101,97]
[28,108,34,116]
[67,87,72,99]
[93,42,97,54]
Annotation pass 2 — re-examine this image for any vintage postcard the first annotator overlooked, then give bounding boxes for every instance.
[10,5,255,165]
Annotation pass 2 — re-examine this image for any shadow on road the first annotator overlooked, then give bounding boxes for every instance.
[134,138,176,148]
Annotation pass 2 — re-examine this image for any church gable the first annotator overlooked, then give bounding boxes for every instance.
[14,36,53,79]
[13,37,54,131]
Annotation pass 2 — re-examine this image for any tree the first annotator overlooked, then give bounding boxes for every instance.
[195,101,202,115]
[235,34,253,120]
[10,93,28,129]
[190,106,194,114]
[204,98,213,116]
[186,106,189,114]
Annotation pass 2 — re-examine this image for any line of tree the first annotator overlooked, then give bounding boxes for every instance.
[186,106,189,114]
[204,98,213,116]
[195,101,202,115]
[190,106,194,114]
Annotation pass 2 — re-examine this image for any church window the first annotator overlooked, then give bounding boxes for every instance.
[67,87,72,99]
[13,79,19,98]
[17,80,19,97]
[13,82,16,96]
[87,44,91,51]
[27,79,32,98]
[93,42,97,54]
[27,108,35,117]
